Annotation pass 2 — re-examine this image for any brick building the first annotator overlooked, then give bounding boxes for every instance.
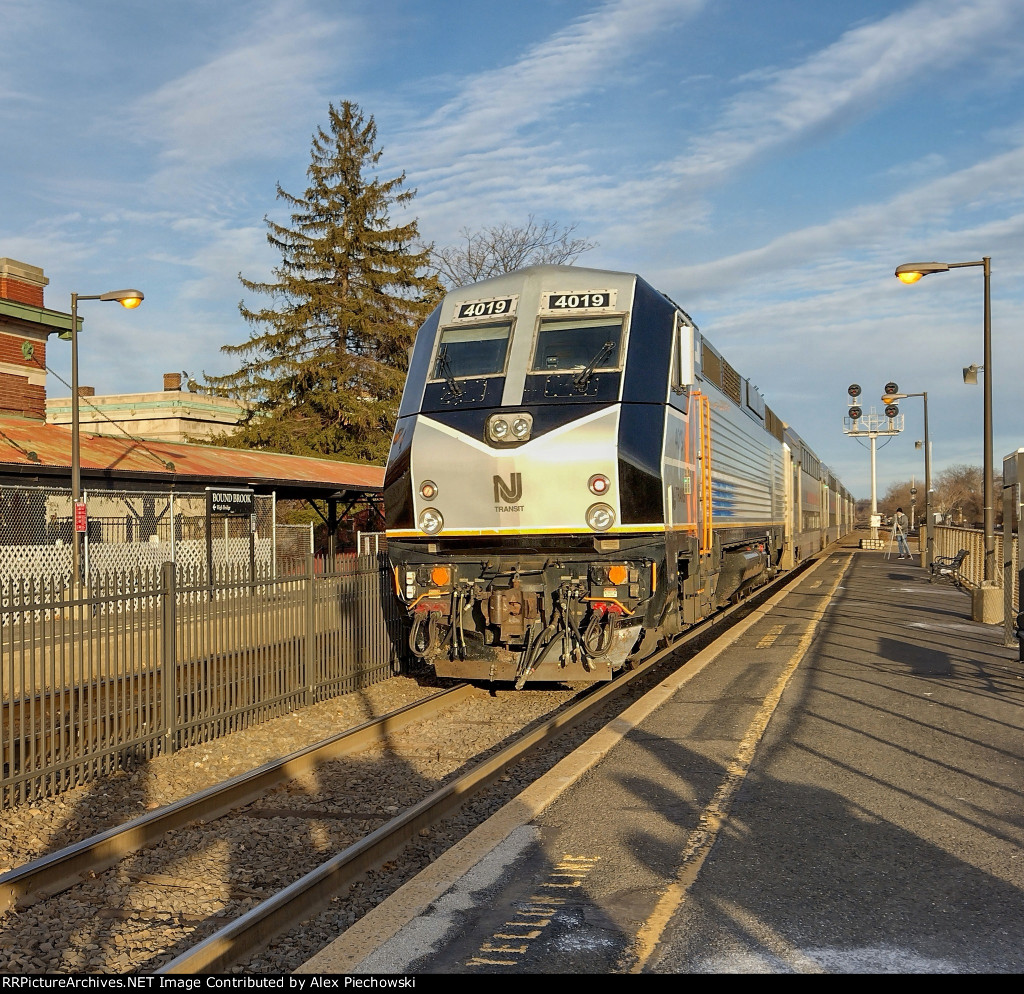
[0,258,383,555]
[0,258,67,421]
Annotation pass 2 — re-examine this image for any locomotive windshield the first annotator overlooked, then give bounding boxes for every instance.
[430,322,511,380]
[531,317,623,373]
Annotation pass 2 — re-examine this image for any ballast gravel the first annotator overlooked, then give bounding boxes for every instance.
[0,673,615,975]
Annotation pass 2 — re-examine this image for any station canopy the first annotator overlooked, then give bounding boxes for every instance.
[0,415,383,501]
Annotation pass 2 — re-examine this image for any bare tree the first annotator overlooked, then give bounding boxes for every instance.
[882,479,918,523]
[933,464,986,526]
[433,215,596,289]
[884,463,999,528]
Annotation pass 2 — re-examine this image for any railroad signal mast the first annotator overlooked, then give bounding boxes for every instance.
[843,381,904,540]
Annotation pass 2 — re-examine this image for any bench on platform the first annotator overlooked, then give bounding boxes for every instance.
[929,549,970,588]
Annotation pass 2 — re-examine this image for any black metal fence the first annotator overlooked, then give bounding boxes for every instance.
[1,554,406,808]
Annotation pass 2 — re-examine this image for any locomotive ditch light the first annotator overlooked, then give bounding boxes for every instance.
[489,417,510,441]
[586,503,615,532]
[418,508,444,535]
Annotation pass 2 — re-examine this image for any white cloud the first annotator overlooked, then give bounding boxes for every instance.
[407,0,707,159]
[667,0,1024,189]
[130,0,350,188]
[0,0,51,111]
[647,139,1024,305]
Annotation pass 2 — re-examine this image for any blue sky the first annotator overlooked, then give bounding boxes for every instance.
[2,0,1023,499]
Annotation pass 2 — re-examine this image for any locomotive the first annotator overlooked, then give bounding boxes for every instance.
[383,265,852,687]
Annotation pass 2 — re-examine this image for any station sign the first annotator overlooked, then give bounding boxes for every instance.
[206,488,255,517]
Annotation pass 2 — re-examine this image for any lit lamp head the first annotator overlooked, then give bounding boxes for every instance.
[100,289,145,308]
[60,289,145,340]
[895,262,950,284]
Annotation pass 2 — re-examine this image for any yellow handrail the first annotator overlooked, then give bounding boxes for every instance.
[697,391,713,554]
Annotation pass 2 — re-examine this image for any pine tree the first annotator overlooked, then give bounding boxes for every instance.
[208,101,441,464]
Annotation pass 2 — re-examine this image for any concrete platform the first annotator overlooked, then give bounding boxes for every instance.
[298,541,1024,975]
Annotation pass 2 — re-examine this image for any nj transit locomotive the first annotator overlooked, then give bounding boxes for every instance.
[384,265,852,687]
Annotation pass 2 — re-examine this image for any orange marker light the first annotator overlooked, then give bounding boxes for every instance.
[608,564,628,585]
[430,566,451,587]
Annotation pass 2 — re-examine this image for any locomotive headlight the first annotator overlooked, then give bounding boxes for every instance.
[487,412,531,443]
[418,508,444,535]
[586,502,615,532]
[588,473,610,495]
[419,480,438,500]
[511,416,532,439]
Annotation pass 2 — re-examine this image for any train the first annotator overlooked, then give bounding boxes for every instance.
[383,265,853,687]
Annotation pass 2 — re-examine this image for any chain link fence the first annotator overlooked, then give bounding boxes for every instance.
[0,485,286,589]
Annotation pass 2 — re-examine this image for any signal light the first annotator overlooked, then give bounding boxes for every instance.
[885,381,899,395]
[848,406,862,420]
[885,404,899,419]
[848,383,861,398]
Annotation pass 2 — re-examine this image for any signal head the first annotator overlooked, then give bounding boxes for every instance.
[885,404,899,419]
[848,383,861,398]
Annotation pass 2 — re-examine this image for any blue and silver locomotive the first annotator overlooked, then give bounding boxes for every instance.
[384,265,852,686]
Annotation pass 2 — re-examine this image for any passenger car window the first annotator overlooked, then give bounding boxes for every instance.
[431,322,511,380]
[531,318,623,373]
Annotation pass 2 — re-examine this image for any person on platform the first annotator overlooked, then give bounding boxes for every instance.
[894,506,911,559]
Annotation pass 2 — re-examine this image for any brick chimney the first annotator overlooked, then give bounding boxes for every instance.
[0,258,51,420]
[164,372,182,391]
[0,258,48,307]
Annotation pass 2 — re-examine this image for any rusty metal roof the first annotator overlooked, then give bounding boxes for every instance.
[0,416,384,499]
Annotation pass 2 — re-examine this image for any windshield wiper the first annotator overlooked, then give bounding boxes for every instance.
[572,341,615,390]
[436,346,463,397]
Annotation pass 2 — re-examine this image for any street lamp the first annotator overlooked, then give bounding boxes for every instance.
[883,389,932,568]
[63,288,145,584]
[894,257,993,584]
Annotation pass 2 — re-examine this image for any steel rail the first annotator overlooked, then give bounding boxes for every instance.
[0,683,477,913]
[159,555,820,974]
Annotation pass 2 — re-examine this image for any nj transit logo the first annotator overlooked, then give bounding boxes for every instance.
[493,473,523,503]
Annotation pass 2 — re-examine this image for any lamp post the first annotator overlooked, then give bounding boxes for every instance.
[883,390,932,568]
[64,288,144,584]
[895,258,993,583]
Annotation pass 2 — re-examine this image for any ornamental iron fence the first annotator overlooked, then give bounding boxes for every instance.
[1,554,406,808]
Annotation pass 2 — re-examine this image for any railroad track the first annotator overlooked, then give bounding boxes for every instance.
[0,684,478,915]
[0,555,819,974]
